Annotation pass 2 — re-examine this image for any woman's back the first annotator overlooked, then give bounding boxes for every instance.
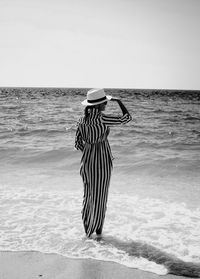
[78,108,109,145]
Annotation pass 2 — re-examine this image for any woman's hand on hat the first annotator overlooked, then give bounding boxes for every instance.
[110,97,120,102]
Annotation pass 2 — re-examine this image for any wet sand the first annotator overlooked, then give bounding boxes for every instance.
[0,251,193,279]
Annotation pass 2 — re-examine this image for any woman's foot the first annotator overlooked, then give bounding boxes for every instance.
[96,228,102,235]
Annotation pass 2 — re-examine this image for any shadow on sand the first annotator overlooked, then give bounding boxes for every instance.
[94,235,200,278]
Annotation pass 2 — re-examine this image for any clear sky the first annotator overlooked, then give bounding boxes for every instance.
[0,0,200,90]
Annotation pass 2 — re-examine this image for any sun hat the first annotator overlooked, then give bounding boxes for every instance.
[81,88,112,106]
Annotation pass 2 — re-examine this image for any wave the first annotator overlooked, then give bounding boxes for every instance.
[0,187,199,276]
[184,116,200,121]
[0,146,79,168]
[6,148,75,163]
[0,128,70,140]
[153,109,184,114]
[4,238,199,277]
[1,143,199,178]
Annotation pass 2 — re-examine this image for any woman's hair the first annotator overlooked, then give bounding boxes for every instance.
[84,106,94,119]
[84,102,107,119]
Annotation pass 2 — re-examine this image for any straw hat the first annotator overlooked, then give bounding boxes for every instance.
[81,88,112,106]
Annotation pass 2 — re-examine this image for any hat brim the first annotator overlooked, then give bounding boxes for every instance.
[81,95,112,106]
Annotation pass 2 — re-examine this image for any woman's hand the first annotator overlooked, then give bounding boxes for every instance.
[110,97,130,116]
[110,97,121,102]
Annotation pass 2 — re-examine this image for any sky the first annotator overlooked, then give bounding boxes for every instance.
[0,0,200,90]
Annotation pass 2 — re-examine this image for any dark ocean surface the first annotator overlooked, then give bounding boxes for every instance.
[0,87,200,275]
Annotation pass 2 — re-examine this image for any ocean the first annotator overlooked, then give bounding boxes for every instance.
[0,87,200,276]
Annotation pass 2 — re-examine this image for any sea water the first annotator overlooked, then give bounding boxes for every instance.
[0,87,200,275]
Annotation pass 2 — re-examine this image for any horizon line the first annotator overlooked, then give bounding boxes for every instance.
[0,85,200,92]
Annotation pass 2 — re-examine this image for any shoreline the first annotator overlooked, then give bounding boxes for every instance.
[0,251,196,279]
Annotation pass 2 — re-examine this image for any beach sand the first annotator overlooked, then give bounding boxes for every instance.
[0,251,192,279]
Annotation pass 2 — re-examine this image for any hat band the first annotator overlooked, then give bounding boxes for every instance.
[87,96,107,104]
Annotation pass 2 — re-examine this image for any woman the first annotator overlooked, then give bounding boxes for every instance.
[75,88,131,237]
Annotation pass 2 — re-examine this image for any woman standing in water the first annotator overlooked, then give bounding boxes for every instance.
[75,88,131,237]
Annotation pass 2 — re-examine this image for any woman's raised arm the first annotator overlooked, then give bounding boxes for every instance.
[110,98,130,116]
[101,98,132,126]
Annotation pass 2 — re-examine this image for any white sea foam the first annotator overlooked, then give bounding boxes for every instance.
[0,185,199,275]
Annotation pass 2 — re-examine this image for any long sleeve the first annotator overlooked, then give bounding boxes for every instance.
[101,113,132,126]
[75,125,84,152]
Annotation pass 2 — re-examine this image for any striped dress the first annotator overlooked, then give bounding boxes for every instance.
[75,107,132,236]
